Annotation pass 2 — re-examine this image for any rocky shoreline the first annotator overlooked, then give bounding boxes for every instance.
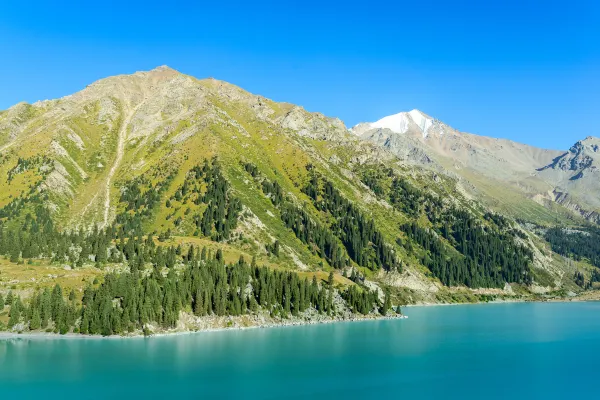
[0,310,407,340]
[404,292,600,307]
[3,296,598,340]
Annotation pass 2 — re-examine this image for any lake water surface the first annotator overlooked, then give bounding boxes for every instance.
[1,302,599,399]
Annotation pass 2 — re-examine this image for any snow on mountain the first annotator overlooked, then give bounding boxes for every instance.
[352,108,600,224]
[408,110,434,137]
[355,109,436,138]
[369,112,411,134]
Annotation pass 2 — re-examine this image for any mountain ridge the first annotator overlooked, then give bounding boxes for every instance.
[1,67,596,333]
[352,110,599,225]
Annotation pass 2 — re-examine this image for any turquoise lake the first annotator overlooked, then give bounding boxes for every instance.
[1,302,599,399]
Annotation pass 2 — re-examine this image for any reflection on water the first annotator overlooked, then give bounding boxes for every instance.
[1,303,600,399]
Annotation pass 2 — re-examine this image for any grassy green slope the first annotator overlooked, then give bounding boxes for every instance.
[0,67,589,304]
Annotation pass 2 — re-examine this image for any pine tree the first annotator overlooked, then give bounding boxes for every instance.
[0,226,387,335]
[50,284,63,322]
[327,271,334,315]
[9,245,20,263]
[8,299,20,328]
[40,287,52,328]
[30,307,41,330]
[382,289,391,316]
[5,290,13,306]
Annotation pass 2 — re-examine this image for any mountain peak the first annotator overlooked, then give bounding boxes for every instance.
[580,136,600,146]
[408,108,427,117]
[136,65,182,79]
[353,109,435,138]
[570,136,600,154]
[151,65,177,72]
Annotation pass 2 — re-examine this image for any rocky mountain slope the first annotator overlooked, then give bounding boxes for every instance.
[0,67,592,318]
[353,110,599,225]
[537,137,600,222]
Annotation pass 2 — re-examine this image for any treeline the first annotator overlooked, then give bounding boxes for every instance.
[442,210,532,285]
[304,170,400,272]
[2,245,386,335]
[360,167,427,217]
[360,168,390,197]
[2,285,79,333]
[7,155,52,182]
[342,285,382,315]
[280,203,349,269]
[545,227,600,268]
[0,160,174,265]
[574,269,600,289]
[0,158,243,265]
[592,269,600,285]
[0,157,52,223]
[401,222,532,288]
[116,169,175,236]
[0,193,141,267]
[244,163,400,272]
[0,206,118,266]
[170,159,242,241]
[359,165,532,288]
[244,162,351,269]
[399,194,533,288]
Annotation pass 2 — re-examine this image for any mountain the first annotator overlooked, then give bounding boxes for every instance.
[0,66,354,227]
[352,110,599,225]
[0,67,595,335]
[537,137,600,222]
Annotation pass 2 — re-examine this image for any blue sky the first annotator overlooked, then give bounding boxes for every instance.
[1,0,598,150]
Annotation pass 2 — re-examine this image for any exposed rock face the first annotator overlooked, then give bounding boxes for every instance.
[540,137,599,174]
[536,137,600,221]
[353,123,438,167]
[353,110,562,177]
[279,105,348,141]
[353,111,600,224]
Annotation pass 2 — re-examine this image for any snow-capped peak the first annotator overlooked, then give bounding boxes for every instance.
[357,109,435,138]
[408,109,434,138]
[369,112,411,134]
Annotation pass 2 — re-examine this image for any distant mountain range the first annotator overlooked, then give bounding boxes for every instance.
[352,110,599,224]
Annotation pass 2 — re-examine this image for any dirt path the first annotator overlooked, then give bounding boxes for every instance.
[100,102,142,228]
[76,98,144,228]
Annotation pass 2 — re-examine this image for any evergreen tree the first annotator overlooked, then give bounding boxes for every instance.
[545,226,600,268]
[8,298,21,328]
[5,291,13,306]
[40,287,52,328]
[327,272,334,315]
[382,289,391,316]
[50,284,64,322]
[30,307,41,330]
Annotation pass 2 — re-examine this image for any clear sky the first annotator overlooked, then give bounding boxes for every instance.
[1,0,598,150]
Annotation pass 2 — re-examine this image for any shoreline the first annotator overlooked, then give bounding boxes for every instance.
[2,296,596,341]
[0,313,407,341]
[404,294,600,308]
